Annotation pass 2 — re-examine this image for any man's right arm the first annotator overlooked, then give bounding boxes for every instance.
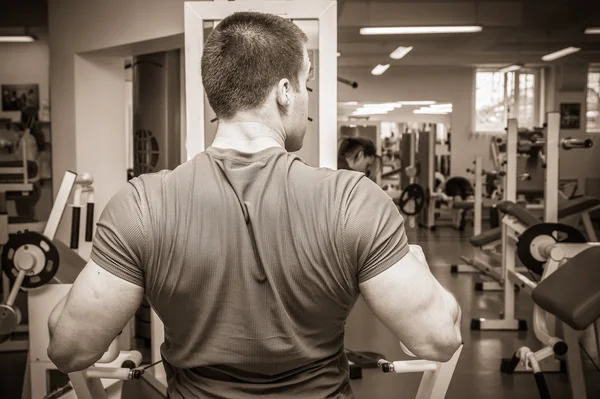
[342,177,462,362]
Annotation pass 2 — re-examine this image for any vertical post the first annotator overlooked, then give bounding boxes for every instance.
[545,112,560,223]
[150,310,167,386]
[474,155,483,235]
[563,326,588,399]
[502,119,518,321]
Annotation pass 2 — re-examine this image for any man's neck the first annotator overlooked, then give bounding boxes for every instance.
[212,120,285,153]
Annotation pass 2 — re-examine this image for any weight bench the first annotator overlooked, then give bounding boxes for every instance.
[454,197,600,289]
[503,245,600,399]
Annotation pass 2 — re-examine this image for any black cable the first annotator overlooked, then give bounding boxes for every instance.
[139,359,163,371]
[579,342,600,375]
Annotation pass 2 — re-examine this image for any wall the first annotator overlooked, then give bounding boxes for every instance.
[338,66,485,177]
[0,38,50,121]
[48,0,192,251]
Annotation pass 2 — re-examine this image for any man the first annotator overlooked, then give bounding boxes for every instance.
[337,137,377,173]
[48,12,461,399]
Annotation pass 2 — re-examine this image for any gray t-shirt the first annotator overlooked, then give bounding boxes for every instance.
[91,146,409,399]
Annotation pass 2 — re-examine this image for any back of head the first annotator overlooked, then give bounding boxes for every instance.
[201,12,308,120]
[338,137,377,159]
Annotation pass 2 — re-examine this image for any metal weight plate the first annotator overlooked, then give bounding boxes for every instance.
[516,223,587,276]
[398,184,425,216]
[1,231,60,289]
[0,304,21,335]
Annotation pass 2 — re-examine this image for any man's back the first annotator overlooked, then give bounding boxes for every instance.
[92,146,409,398]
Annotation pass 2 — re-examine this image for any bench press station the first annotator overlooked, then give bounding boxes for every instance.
[453,116,598,295]
[469,113,595,332]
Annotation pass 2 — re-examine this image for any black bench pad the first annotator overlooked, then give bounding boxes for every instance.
[532,246,600,331]
[470,227,501,246]
[557,196,600,219]
[496,201,541,227]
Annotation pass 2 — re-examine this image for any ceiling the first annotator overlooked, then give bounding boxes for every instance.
[337,0,600,68]
[2,0,599,68]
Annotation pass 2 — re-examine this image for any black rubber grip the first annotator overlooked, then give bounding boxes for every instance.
[85,203,94,242]
[534,372,551,399]
[70,207,81,249]
[500,353,520,374]
[121,360,136,369]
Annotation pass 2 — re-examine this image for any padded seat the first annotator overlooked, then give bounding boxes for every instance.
[557,196,600,219]
[496,200,540,227]
[470,227,501,246]
[532,247,600,331]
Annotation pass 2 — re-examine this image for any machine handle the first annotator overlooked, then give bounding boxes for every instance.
[85,203,94,242]
[561,137,593,150]
[500,353,520,374]
[534,372,551,399]
[6,270,26,306]
[70,206,81,249]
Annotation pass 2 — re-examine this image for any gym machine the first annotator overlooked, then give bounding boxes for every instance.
[500,223,599,399]
[471,113,594,332]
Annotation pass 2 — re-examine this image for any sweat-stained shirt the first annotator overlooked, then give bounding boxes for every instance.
[91,145,409,399]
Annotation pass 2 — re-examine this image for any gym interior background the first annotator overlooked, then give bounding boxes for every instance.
[1,0,600,398]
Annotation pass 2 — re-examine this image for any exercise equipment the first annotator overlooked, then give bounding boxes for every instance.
[470,113,595,331]
[398,184,426,216]
[501,240,600,399]
[515,223,586,276]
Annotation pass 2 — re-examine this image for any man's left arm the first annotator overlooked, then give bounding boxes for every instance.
[47,260,144,372]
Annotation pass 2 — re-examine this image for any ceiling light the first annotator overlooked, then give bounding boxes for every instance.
[0,35,36,43]
[341,101,358,106]
[360,26,482,35]
[498,64,523,73]
[371,64,390,76]
[337,52,341,57]
[430,103,453,109]
[414,109,451,114]
[542,47,581,61]
[390,46,413,60]
[396,101,436,106]
[587,111,598,118]
[363,103,398,108]
[584,27,600,34]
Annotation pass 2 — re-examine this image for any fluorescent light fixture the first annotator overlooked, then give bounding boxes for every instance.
[341,101,358,106]
[360,26,482,35]
[363,103,398,108]
[0,35,36,43]
[396,101,436,106]
[390,46,413,60]
[430,103,453,109]
[584,27,600,34]
[587,111,598,118]
[498,64,523,73]
[371,64,390,75]
[542,47,581,61]
[414,109,451,115]
[337,52,341,57]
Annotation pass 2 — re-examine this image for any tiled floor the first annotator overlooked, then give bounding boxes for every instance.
[1,225,599,398]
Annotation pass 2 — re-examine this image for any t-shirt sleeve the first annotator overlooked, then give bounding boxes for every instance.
[90,180,149,288]
[342,176,410,284]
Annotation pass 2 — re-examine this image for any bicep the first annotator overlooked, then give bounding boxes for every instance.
[56,260,144,352]
[359,250,453,353]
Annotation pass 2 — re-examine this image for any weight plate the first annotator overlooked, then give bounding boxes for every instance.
[0,304,20,335]
[516,223,586,275]
[1,231,60,289]
[399,184,425,216]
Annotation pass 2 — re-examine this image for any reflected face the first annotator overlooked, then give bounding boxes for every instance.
[284,46,312,152]
[350,152,375,173]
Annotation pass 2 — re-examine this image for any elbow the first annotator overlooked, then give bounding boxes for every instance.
[47,344,92,374]
[415,335,462,363]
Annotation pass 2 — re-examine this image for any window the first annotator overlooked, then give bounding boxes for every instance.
[588,67,600,133]
[475,69,541,133]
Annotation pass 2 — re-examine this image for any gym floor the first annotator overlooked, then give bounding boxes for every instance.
[1,226,599,399]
